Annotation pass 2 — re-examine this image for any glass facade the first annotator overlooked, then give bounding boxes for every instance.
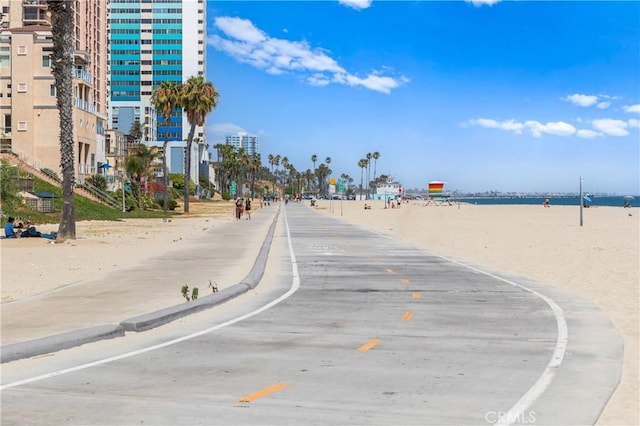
[108,0,204,144]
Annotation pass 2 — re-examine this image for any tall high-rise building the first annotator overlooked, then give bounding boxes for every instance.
[225,131,260,156]
[107,0,206,185]
[0,0,108,179]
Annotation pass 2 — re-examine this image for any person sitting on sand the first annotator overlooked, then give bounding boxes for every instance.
[4,217,17,238]
[543,198,550,208]
[364,203,371,210]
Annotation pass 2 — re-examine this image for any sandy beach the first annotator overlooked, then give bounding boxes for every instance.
[1,200,638,424]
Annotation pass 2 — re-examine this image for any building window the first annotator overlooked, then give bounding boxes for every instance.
[50,84,57,96]
[42,55,51,67]
[17,46,27,55]
[0,55,9,67]
[17,121,27,131]
[17,82,27,93]
[3,114,11,133]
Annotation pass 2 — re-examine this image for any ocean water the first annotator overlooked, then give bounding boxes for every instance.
[454,196,638,208]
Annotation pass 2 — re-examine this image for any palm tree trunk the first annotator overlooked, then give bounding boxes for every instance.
[184,125,195,212]
[162,136,169,218]
[50,0,76,241]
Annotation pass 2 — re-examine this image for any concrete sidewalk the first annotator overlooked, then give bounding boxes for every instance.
[1,205,280,363]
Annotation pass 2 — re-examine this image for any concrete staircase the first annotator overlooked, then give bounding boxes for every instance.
[1,151,120,208]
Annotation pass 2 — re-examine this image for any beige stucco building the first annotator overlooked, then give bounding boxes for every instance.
[0,0,108,181]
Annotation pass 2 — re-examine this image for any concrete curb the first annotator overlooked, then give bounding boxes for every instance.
[120,284,250,332]
[1,207,280,363]
[0,325,125,363]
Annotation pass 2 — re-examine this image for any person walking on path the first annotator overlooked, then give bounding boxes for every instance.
[235,197,244,220]
[245,198,252,220]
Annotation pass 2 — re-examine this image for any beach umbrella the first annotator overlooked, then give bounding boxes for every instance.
[583,195,592,203]
[623,195,634,200]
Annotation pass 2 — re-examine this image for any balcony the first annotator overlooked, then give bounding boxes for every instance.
[74,98,96,114]
[23,0,48,6]
[74,50,90,66]
[72,68,93,85]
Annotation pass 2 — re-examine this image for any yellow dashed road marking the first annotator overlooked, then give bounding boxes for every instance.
[238,382,289,403]
[401,311,414,321]
[386,269,394,274]
[357,339,382,352]
[401,278,410,285]
[412,292,422,299]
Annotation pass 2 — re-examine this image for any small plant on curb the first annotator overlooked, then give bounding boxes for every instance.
[209,280,219,293]
[181,284,199,301]
[181,284,190,301]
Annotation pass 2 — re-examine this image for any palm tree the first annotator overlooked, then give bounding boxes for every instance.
[358,159,367,200]
[316,163,331,195]
[48,0,75,241]
[181,75,219,213]
[267,154,275,176]
[128,121,143,143]
[216,143,239,195]
[311,154,318,190]
[325,157,332,194]
[281,156,290,190]
[366,152,373,198]
[249,152,261,198]
[151,81,181,217]
[372,151,380,182]
[273,154,281,191]
[126,143,159,205]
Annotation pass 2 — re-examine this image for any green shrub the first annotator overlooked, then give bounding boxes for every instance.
[0,159,20,208]
[169,173,196,195]
[85,174,108,191]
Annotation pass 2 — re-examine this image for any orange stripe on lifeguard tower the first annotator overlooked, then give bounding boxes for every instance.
[428,181,445,194]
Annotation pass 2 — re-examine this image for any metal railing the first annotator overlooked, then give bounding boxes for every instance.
[76,180,121,210]
[39,167,62,184]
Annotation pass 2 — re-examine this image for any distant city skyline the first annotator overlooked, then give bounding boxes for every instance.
[205,1,639,195]
[224,131,260,156]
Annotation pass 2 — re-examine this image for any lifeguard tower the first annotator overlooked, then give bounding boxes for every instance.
[425,181,452,206]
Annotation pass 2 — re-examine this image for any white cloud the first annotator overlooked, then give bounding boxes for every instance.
[208,122,246,138]
[525,120,576,137]
[597,102,610,109]
[214,17,266,44]
[592,119,629,136]
[338,0,372,10]
[469,113,638,139]
[576,129,600,139]
[465,0,502,6]
[209,16,406,94]
[565,94,598,107]
[623,104,640,113]
[468,118,524,134]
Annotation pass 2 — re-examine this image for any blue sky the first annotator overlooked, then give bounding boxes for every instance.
[205,1,639,194]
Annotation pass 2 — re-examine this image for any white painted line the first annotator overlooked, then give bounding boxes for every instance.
[1,210,301,391]
[426,252,568,426]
